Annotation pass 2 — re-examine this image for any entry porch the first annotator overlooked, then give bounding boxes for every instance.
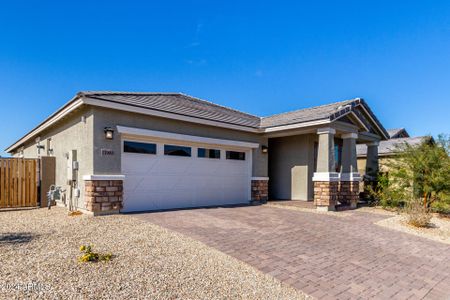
[267,122,381,211]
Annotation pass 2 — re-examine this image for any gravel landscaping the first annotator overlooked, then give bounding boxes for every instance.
[376,213,450,245]
[355,206,399,216]
[0,207,308,299]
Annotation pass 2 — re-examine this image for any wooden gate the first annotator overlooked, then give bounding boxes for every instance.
[0,158,38,208]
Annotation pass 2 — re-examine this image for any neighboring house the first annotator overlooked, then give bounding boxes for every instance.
[386,128,410,139]
[357,128,429,175]
[6,92,388,214]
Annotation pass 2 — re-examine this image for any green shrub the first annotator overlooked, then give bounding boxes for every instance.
[431,196,450,214]
[369,134,450,212]
[78,244,112,263]
[367,173,406,209]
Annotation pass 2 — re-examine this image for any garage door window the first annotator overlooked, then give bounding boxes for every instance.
[124,141,156,154]
[198,148,220,159]
[226,151,246,160]
[164,145,191,157]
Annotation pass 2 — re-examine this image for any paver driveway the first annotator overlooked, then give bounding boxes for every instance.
[134,206,450,299]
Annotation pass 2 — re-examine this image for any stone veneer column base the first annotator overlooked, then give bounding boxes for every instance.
[313,181,338,211]
[339,181,360,208]
[251,178,269,204]
[85,180,123,215]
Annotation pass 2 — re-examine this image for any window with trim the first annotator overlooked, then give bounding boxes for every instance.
[124,141,157,154]
[226,151,245,160]
[198,148,221,159]
[164,145,191,157]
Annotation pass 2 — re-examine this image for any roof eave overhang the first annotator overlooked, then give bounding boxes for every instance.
[5,95,390,153]
[261,118,331,133]
[357,99,390,140]
[82,97,263,133]
[6,96,264,153]
[262,98,389,139]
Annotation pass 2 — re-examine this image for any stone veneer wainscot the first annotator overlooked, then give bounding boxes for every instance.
[251,177,269,203]
[339,181,360,208]
[83,175,125,215]
[313,181,338,210]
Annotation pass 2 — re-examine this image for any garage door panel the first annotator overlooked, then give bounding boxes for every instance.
[123,175,146,191]
[222,175,248,187]
[125,190,159,211]
[122,155,158,175]
[158,189,195,209]
[151,158,193,175]
[121,142,251,212]
[134,175,177,191]
[188,160,222,175]
[220,163,249,175]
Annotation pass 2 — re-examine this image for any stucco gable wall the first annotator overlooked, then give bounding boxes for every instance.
[17,106,94,209]
[92,107,268,177]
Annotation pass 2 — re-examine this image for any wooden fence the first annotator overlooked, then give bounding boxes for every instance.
[0,158,38,208]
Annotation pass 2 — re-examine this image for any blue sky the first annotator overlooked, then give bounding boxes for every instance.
[1,1,449,156]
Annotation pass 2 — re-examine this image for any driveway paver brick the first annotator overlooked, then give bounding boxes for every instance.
[135,206,450,299]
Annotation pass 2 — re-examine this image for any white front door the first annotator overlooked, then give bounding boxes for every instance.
[121,139,251,212]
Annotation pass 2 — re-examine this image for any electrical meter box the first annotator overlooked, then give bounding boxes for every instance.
[66,150,78,183]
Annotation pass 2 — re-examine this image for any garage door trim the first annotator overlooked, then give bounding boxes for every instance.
[119,127,257,212]
[117,126,260,149]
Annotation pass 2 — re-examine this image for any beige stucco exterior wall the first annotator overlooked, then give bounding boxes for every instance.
[268,134,315,200]
[91,107,268,177]
[358,156,391,176]
[357,157,366,176]
[16,107,94,209]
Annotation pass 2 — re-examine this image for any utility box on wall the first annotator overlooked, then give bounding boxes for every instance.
[66,150,78,184]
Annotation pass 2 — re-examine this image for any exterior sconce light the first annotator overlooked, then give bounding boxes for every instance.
[104,127,114,140]
[261,145,268,154]
[36,145,45,150]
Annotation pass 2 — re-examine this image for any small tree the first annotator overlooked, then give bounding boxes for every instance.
[371,134,450,211]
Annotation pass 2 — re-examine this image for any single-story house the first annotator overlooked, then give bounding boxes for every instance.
[6,92,388,214]
[357,128,430,175]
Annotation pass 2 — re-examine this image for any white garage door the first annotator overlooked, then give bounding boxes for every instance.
[121,139,252,212]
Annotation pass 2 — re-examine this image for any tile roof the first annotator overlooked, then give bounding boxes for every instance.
[80,92,262,128]
[260,99,357,128]
[5,92,389,152]
[81,92,367,129]
[357,136,428,157]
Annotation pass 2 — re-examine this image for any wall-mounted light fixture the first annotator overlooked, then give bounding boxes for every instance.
[261,145,268,154]
[104,127,114,140]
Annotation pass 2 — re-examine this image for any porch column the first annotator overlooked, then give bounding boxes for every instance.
[362,141,379,199]
[312,128,339,211]
[340,133,361,208]
[365,141,379,180]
